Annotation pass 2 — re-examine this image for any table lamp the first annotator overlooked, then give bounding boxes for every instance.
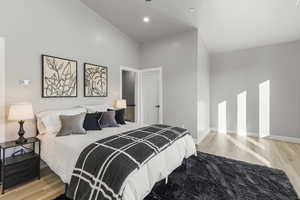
[115,99,127,109]
[8,103,34,144]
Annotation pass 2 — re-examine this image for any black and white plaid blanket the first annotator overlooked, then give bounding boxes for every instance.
[66,124,190,200]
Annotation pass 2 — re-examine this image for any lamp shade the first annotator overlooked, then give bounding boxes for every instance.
[8,103,34,121]
[115,99,127,109]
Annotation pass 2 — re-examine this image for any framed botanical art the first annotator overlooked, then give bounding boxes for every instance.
[42,55,77,98]
[84,63,108,97]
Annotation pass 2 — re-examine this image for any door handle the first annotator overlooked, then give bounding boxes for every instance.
[155,105,160,108]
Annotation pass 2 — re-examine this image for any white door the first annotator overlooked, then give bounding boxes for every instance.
[141,70,162,124]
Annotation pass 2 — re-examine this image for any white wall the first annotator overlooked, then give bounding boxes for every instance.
[140,31,198,138]
[196,33,210,142]
[210,40,300,139]
[0,0,139,141]
[0,38,5,143]
[140,30,210,141]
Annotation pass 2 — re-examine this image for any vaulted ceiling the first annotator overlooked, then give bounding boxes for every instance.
[81,0,300,52]
[81,0,195,43]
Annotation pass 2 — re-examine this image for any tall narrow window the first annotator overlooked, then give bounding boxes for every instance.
[259,80,270,138]
[218,101,227,133]
[237,91,247,135]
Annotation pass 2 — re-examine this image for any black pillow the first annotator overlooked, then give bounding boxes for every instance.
[83,113,102,131]
[108,109,126,125]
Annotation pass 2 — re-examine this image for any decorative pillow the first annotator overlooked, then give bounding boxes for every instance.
[57,113,87,137]
[98,111,119,128]
[39,107,86,134]
[83,113,102,131]
[108,109,126,125]
[36,117,48,135]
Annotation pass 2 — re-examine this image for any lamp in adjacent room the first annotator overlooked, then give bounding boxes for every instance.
[8,103,34,144]
[114,100,127,124]
[115,99,127,109]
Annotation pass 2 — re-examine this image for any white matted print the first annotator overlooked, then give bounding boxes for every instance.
[42,55,77,98]
[84,63,108,97]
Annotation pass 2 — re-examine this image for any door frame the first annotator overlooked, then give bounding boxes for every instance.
[120,66,163,124]
[140,67,163,124]
[120,66,141,123]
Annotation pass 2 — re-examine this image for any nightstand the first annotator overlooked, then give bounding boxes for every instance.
[0,137,40,194]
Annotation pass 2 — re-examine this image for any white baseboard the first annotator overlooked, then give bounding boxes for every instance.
[210,127,300,144]
[266,135,300,144]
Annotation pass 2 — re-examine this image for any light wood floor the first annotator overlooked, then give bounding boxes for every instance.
[1,132,299,200]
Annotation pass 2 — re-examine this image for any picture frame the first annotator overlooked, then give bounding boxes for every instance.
[84,63,108,97]
[42,55,77,98]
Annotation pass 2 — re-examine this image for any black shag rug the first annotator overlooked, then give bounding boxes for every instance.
[54,152,299,200]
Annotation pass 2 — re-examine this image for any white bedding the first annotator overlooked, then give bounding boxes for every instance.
[38,122,196,200]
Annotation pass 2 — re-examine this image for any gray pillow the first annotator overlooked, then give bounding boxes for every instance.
[57,113,87,137]
[99,111,120,128]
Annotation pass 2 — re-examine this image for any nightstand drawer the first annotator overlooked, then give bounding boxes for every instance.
[4,156,39,177]
[0,137,41,194]
[4,169,39,189]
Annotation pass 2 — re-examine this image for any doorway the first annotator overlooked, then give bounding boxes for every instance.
[120,66,163,125]
[0,37,5,142]
[141,68,163,124]
[120,66,139,122]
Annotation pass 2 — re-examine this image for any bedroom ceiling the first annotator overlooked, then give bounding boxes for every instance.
[81,0,300,52]
[80,0,195,43]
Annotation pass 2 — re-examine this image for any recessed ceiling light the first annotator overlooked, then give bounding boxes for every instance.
[297,0,300,5]
[143,17,150,23]
[189,8,196,13]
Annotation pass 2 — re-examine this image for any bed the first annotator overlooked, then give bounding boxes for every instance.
[36,106,196,200]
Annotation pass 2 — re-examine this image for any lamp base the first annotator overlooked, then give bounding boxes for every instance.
[16,136,27,144]
[16,120,27,144]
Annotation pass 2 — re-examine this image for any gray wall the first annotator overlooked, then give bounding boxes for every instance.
[210,40,300,138]
[140,30,210,141]
[197,33,210,142]
[0,38,5,142]
[0,0,139,141]
[122,71,135,105]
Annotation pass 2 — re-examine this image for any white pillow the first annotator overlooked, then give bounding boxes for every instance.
[36,112,51,135]
[37,107,87,134]
[81,105,114,113]
[36,117,48,135]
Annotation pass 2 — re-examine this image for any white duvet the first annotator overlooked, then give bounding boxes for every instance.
[38,123,196,200]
